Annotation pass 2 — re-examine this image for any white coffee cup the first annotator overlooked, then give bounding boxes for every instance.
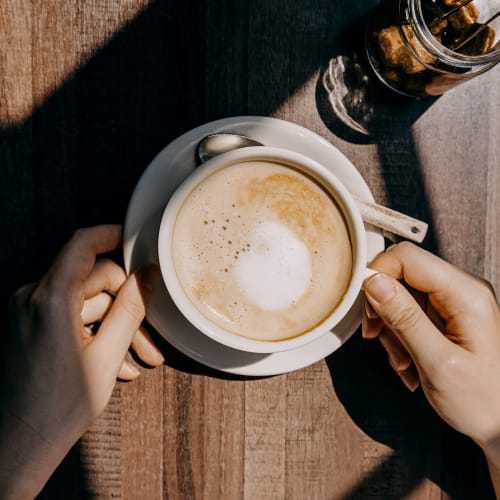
[158,146,372,353]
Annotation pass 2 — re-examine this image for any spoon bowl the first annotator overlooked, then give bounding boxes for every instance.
[197,132,263,163]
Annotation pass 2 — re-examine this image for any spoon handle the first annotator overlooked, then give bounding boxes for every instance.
[354,198,428,243]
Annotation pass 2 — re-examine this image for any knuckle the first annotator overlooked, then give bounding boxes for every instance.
[29,283,47,308]
[72,227,88,241]
[394,241,415,253]
[9,282,62,326]
[479,279,498,305]
[31,282,71,314]
[467,284,498,315]
[90,258,127,296]
[9,283,36,312]
[385,300,421,335]
[64,227,91,255]
[388,241,416,257]
[392,356,413,373]
[429,352,465,381]
[28,282,55,312]
[102,258,127,283]
[478,277,495,295]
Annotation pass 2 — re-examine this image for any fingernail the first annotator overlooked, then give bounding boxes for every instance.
[364,296,378,319]
[122,360,141,378]
[149,346,165,365]
[364,273,397,304]
[361,308,368,338]
[401,374,421,393]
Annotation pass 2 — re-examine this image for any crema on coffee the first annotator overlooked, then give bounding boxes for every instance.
[171,160,353,341]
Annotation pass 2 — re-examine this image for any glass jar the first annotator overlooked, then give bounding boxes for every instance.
[365,0,500,97]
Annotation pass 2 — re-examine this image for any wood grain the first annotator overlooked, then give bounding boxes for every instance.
[1,0,499,498]
[244,376,286,499]
[121,367,164,499]
[80,388,123,498]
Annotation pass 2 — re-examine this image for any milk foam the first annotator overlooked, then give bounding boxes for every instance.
[235,221,311,311]
[172,161,353,341]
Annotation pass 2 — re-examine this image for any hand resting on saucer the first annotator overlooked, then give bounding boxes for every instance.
[0,225,164,499]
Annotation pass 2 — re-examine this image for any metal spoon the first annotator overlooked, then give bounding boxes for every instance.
[197,132,428,243]
[197,132,263,163]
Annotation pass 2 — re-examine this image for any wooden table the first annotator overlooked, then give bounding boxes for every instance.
[1,1,499,498]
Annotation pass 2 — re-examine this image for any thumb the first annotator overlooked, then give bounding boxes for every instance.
[363,273,450,373]
[88,265,158,369]
[81,266,158,417]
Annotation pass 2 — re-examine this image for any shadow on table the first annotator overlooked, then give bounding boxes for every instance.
[316,12,438,145]
[326,334,495,499]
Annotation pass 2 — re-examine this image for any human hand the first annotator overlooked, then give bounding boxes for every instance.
[0,225,164,499]
[362,242,500,493]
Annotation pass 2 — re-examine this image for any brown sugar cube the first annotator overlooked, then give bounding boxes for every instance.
[401,25,436,71]
[377,26,407,67]
[377,25,434,74]
[448,3,479,31]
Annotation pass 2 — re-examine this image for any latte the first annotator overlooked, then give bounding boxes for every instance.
[171,160,353,341]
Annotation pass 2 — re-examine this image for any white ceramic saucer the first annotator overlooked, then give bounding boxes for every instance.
[123,116,384,376]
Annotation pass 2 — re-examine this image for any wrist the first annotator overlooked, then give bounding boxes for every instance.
[0,408,84,499]
[479,437,500,468]
[475,435,500,496]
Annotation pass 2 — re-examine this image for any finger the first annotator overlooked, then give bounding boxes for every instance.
[87,266,157,367]
[83,258,127,299]
[45,225,122,292]
[362,294,384,339]
[369,242,458,286]
[131,326,164,366]
[9,282,37,312]
[379,329,413,374]
[81,292,113,324]
[364,272,452,373]
[370,242,500,348]
[396,363,421,392]
[118,359,141,380]
[369,242,486,321]
[377,328,421,391]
